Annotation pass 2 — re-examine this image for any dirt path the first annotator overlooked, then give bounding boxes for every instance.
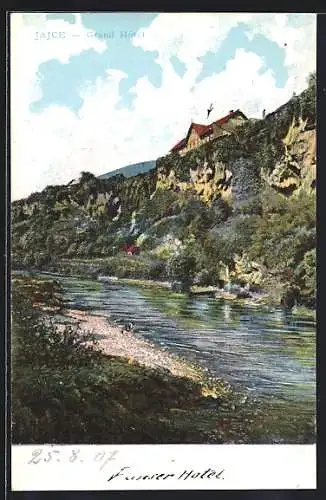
[63,309,202,381]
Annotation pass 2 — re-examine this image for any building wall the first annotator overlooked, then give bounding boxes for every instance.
[212,115,246,138]
[177,115,247,155]
[187,129,201,151]
[212,124,229,139]
[179,128,201,155]
[227,115,247,129]
[179,133,212,154]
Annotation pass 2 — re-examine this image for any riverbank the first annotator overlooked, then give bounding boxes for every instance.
[12,273,316,444]
[61,308,215,388]
[13,264,316,319]
[56,307,316,445]
[11,274,237,444]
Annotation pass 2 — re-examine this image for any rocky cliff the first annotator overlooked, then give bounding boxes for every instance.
[11,77,316,307]
[155,84,315,206]
[13,79,315,222]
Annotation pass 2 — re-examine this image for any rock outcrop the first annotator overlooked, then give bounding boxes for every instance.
[155,86,315,205]
[261,117,316,195]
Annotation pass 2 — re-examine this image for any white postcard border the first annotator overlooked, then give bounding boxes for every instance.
[11,444,316,491]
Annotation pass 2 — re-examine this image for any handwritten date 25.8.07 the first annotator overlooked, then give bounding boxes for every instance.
[27,448,118,470]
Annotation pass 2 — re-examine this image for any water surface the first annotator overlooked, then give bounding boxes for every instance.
[53,275,316,413]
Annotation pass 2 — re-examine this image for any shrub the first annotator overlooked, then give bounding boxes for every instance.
[12,276,217,444]
[148,260,167,280]
[167,249,197,291]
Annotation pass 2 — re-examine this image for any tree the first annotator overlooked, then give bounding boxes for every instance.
[307,71,316,89]
[294,248,316,307]
[167,248,197,292]
[79,171,96,184]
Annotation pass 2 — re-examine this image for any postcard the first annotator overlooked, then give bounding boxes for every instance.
[10,11,316,491]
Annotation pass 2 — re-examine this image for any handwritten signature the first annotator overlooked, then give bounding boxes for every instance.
[27,449,225,482]
[108,467,225,482]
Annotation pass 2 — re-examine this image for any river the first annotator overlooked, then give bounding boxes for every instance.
[49,274,316,414]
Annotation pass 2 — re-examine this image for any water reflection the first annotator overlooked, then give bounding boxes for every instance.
[223,304,232,322]
[47,275,315,413]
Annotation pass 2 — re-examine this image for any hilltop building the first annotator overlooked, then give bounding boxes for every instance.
[171,109,248,155]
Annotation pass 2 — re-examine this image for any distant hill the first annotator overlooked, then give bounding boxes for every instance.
[98,160,157,179]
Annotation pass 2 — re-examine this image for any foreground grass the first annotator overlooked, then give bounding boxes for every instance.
[11,275,316,444]
[11,276,234,444]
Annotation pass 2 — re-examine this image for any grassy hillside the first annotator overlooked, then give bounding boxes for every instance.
[11,75,316,308]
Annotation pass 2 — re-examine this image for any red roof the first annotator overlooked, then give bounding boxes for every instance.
[191,123,209,137]
[171,110,247,152]
[171,138,187,151]
[127,245,140,255]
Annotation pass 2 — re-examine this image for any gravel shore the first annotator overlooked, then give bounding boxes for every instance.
[63,309,202,381]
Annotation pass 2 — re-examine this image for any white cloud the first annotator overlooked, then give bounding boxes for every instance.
[11,13,106,114]
[11,13,316,201]
[11,12,107,200]
[132,13,254,90]
[133,13,253,62]
[244,13,316,93]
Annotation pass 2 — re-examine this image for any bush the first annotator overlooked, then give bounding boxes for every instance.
[148,260,167,280]
[247,191,315,305]
[142,190,179,222]
[167,249,197,291]
[211,197,231,223]
[12,276,217,444]
[193,269,215,286]
[293,249,316,308]
[236,196,263,216]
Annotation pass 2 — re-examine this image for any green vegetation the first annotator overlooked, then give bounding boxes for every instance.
[12,80,316,309]
[12,275,315,444]
[167,247,197,291]
[12,183,315,308]
[10,78,316,445]
[11,276,225,443]
[12,187,316,308]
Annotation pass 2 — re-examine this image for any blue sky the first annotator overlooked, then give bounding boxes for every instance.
[33,13,161,113]
[11,12,316,200]
[33,14,288,114]
[196,26,288,87]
